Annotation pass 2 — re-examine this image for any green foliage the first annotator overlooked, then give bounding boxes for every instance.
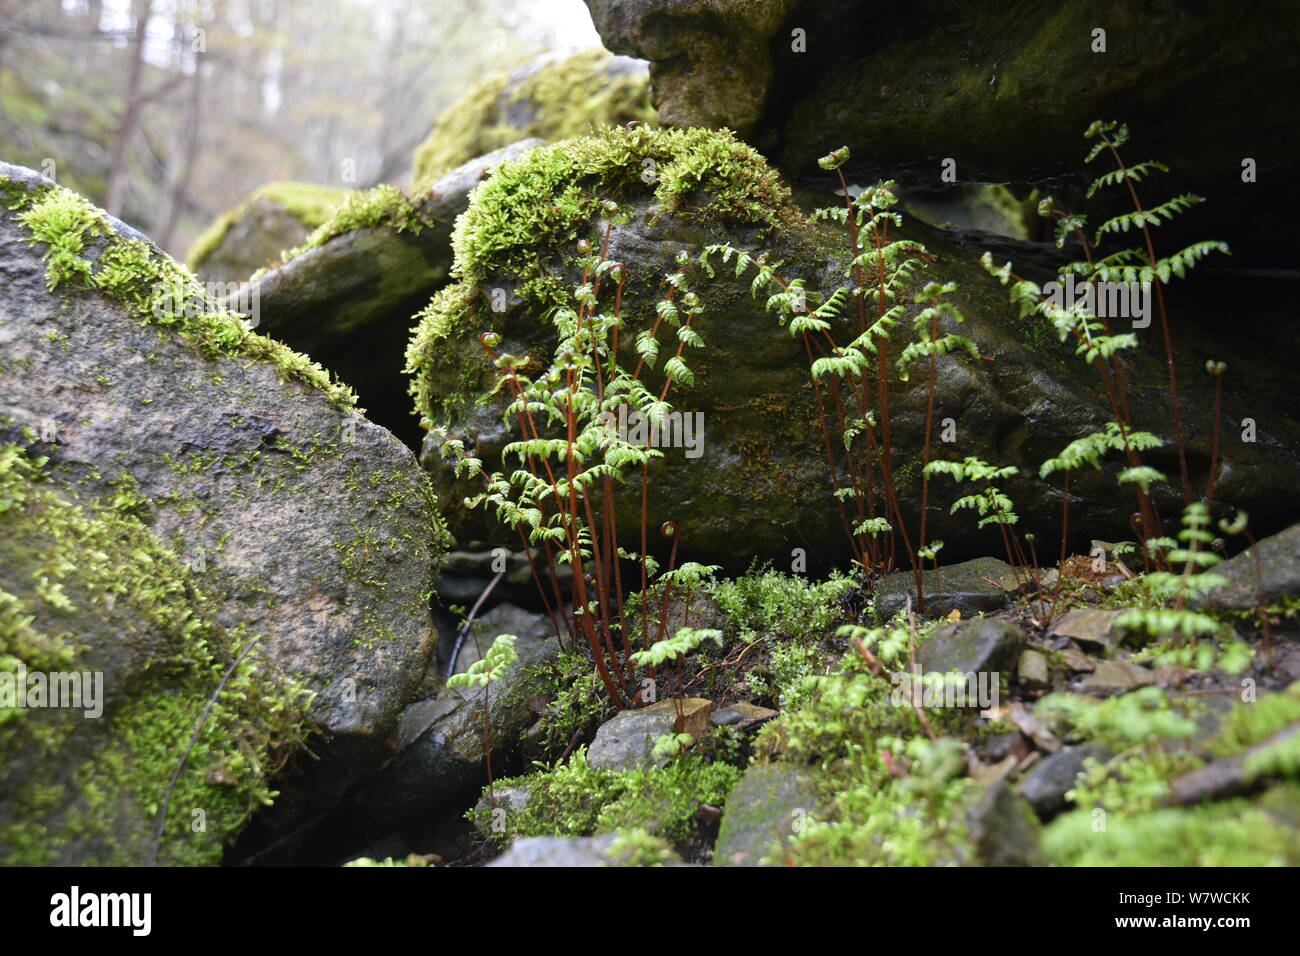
[1035,686,1200,751]
[604,828,676,866]
[1210,681,1300,757]
[446,633,519,689]
[779,737,976,866]
[709,566,854,644]
[1038,683,1300,866]
[630,626,723,669]
[925,456,1020,529]
[1043,786,1300,866]
[1113,503,1253,673]
[470,745,741,848]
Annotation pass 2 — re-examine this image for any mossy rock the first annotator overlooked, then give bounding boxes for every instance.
[187,181,349,283]
[410,48,655,190]
[406,126,1300,569]
[714,761,822,866]
[0,163,450,861]
[244,141,543,448]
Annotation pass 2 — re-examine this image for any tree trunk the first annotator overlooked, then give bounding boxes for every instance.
[103,0,154,218]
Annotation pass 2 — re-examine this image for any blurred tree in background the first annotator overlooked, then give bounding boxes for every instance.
[0,0,599,255]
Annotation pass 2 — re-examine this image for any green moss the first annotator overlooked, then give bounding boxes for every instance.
[1036,682,1300,865]
[186,181,349,271]
[0,443,310,864]
[1043,784,1300,866]
[405,124,797,425]
[748,643,983,865]
[410,49,656,189]
[2,176,358,410]
[261,184,426,276]
[468,744,741,849]
[335,456,450,649]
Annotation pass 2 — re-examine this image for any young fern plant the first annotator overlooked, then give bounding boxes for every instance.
[630,624,724,756]
[699,148,973,612]
[1114,504,1253,674]
[435,201,718,710]
[446,633,519,805]
[924,456,1032,589]
[1039,422,1164,568]
[983,120,1229,567]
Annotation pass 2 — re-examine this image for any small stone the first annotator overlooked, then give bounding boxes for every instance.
[1060,642,1096,672]
[967,782,1043,866]
[875,557,1016,619]
[1076,659,1155,697]
[711,701,778,728]
[586,698,714,771]
[919,618,1025,678]
[486,834,682,867]
[1018,745,1109,820]
[715,763,821,867]
[1050,608,1125,653]
[1018,649,1050,691]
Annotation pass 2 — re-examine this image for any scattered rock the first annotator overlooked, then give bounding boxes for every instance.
[444,601,558,677]
[1193,522,1300,612]
[875,557,1015,619]
[1076,660,1156,697]
[920,618,1025,680]
[1018,746,1109,821]
[1060,643,1097,673]
[586,698,714,771]
[711,702,778,728]
[1018,649,1051,692]
[714,762,821,866]
[967,781,1044,866]
[471,785,532,835]
[359,629,561,828]
[1050,608,1125,654]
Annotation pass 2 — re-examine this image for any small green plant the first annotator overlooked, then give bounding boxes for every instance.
[1113,504,1253,673]
[983,120,1230,564]
[436,200,720,710]
[447,633,519,802]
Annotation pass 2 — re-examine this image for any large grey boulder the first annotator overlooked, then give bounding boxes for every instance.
[410,127,1300,571]
[0,163,448,863]
[244,140,544,446]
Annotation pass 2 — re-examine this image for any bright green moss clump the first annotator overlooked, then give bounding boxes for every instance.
[261,184,427,276]
[2,177,358,410]
[468,745,742,849]
[0,444,310,865]
[410,48,656,189]
[186,180,348,271]
[1037,683,1300,865]
[404,124,796,426]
